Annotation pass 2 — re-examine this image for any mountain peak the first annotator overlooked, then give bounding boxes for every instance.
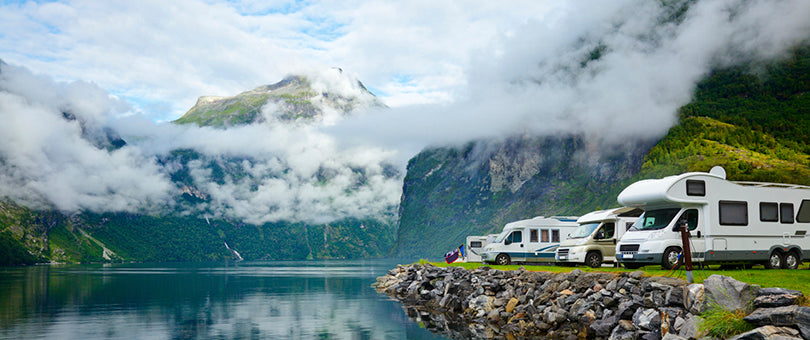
[174,71,384,128]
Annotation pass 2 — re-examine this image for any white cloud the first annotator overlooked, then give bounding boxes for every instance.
[327,0,810,150]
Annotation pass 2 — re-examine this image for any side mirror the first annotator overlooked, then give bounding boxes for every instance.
[504,239,512,245]
[595,231,605,240]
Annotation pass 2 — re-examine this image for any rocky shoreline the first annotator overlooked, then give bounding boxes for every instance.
[374,264,810,339]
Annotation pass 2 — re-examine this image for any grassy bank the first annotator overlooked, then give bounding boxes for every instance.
[426,261,810,297]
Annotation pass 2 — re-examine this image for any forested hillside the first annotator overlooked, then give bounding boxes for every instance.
[394,45,810,258]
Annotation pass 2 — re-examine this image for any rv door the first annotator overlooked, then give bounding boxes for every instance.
[674,209,705,261]
[503,229,527,262]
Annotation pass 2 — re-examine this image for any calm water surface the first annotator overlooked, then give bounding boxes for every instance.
[0,260,446,339]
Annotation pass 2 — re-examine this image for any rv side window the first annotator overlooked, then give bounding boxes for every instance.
[760,202,778,222]
[686,180,705,196]
[781,203,795,224]
[797,200,810,223]
[530,229,539,242]
[541,230,549,242]
[603,223,615,239]
[511,231,522,243]
[551,230,560,242]
[470,241,483,248]
[673,209,699,231]
[719,201,748,226]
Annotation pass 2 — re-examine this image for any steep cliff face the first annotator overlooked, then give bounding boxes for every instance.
[393,135,653,258]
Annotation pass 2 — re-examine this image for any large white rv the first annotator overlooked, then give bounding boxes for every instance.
[555,207,642,267]
[615,166,810,270]
[463,234,498,262]
[481,216,579,265]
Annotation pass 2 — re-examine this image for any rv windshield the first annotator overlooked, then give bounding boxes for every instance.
[632,208,681,231]
[570,223,600,239]
[494,229,510,243]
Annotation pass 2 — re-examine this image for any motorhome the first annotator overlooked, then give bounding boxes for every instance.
[615,166,810,270]
[481,216,579,265]
[555,207,642,268]
[463,234,498,262]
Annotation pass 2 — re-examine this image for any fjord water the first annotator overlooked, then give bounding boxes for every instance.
[0,260,445,339]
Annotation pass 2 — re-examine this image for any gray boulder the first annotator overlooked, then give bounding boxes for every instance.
[728,325,801,340]
[684,284,705,315]
[744,306,810,339]
[753,288,803,309]
[703,275,760,313]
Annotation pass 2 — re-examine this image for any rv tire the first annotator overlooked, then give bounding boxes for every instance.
[766,251,784,269]
[585,251,603,268]
[662,247,682,270]
[783,251,800,269]
[495,253,511,266]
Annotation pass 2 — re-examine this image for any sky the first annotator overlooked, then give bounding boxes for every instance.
[1,0,810,224]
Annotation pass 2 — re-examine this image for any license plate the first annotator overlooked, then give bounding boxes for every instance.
[623,254,633,259]
[558,256,567,260]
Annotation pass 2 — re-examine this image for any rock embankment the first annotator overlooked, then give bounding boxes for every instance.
[374,264,810,339]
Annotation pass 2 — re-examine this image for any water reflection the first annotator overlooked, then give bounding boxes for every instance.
[0,260,445,339]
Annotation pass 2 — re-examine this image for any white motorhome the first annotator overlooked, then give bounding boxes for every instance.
[463,234,498,262]
[481,216,579,265]
[616,166,810,270]
[555,207,642,268]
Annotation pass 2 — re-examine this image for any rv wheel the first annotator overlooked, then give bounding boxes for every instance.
[766,251,784,269]
[662,247,682,270]
[495,253,511,266]
[783,252,800,269]
[585,251,603,268]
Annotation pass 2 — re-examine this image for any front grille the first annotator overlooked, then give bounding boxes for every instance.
[619,244,640,253]
[557,248,569,256]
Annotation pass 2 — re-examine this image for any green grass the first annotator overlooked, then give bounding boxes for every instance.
[428,261,810,296]
[699,303,755,338]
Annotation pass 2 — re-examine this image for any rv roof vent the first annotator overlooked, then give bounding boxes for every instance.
[709,166,726,179]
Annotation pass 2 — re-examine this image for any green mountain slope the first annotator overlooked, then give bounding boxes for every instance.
[394,45,810,258]
[174,74,384,127]
[640,45,810,182]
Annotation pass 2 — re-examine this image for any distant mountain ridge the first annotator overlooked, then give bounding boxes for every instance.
[0,65,398,265]
[174,71,385,127]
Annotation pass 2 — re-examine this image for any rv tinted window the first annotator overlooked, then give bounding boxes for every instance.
[760,202,778,222]
[530,229,538,242]
[470,241,483,248]
[541,230,549,242]
[511,231,522,243]
[603,223,615,238]
[781,203,795,224]
[674,209,699,231]
[552,230,560,242]
[719,201,748,226]
[686,180,706,196]
[798,200,810,223]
